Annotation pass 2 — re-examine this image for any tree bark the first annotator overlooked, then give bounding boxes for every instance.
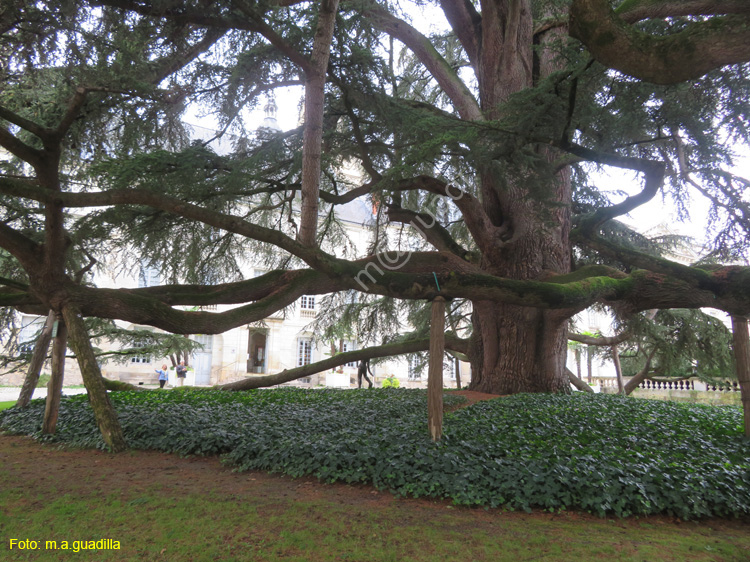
[470,302,570,394]
[623,351,656,395]
[17,310,55,407]
[42,317,67,435]
[62,305,127,452]
[730,316,750,438]
[454,356,461,389]
[612,344,625,395]
[567,367,594,393]
[428,297,446,441]
[465,4,573,395]
[298,0,339,247]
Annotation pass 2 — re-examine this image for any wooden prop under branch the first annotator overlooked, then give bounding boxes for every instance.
[428,295,446,442]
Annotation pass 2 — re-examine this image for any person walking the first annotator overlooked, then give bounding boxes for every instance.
[155,364,169,389]
[175,360,187,386]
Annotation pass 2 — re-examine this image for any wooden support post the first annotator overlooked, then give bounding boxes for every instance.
[17,310,56,408]
[42,317,67,435]
[428,296,446,442]
[731,316,750,438]
[62,304,128,452]
[612,344,625,395]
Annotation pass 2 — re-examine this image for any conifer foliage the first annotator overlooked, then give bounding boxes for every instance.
[1,1,750,447]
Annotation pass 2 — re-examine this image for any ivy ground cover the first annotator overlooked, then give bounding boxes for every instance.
[1,389,748,519]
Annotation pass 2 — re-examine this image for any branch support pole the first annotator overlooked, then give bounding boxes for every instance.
[731,316,750,438]
[428,296,446,442]
[42,316,67,435]
[62,304,128,452]
[17,310,55,407]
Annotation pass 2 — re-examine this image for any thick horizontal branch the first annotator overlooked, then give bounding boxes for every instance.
[0,181,341,275]
[615,0,750,23]
[569,331,630,346]
[0,122,43,168]
[71,269,330,335]
[123,270,311,306]
[215,335,468,390]
[0,220,42,269]
[570,0,750,84]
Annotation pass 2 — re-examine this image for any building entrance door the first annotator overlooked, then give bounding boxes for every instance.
[247,330,267,374]
[192,334,213,385]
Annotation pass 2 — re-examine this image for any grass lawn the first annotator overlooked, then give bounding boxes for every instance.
[1,434,749,562]
[0,401,16,411]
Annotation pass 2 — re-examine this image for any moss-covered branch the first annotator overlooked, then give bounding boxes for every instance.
[570,0,750,84]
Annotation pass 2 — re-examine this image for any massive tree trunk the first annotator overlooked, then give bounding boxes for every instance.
[470,302,570,394]
[468,160,572,394]
[466,2,573,394]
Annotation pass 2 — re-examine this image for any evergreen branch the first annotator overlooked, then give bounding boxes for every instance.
[571,233,719,294]
[0,220,41,268]
[0,276,29,291]
[233,2,312,74]
[391,175,509,261]
[0,182,340,275]
[339,85,382,181]
[363,2,482,121]
[87,0,311,72]
[0,291,39,307]
[145,27,225,85]
[52,86,112,142]
[668,135,750,234]
[569,330,630,346]
[0,104,48,139]
[562,140,666,232]
[385,203,472,259]
[73,251,97,284]
[70,269,330,335]
[0,123,43,168]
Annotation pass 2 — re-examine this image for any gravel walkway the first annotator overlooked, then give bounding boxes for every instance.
[0,386,88,402]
